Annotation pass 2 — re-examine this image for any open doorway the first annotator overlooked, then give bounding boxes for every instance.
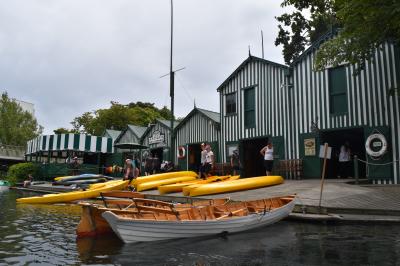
[240,137,269,178]
[320,128,366,178]
[187,144,202,172]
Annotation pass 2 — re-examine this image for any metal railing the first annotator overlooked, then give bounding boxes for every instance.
[0,144,25,160]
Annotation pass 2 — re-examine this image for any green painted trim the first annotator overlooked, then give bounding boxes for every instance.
[96,137,102,152]
[107,138,113,153]
[73,134,80,150]
[42,136,47,150]
[56,135,61,150]
[85,135,91,151]
[64,134,69,149]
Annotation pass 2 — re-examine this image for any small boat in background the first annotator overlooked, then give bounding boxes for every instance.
[187,175,284,197]
[0,180,10,190]
[102,195,296,243]
[158,175,232,195]
[16,180,128,204]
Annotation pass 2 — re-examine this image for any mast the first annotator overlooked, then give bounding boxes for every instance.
[169,0,175,163]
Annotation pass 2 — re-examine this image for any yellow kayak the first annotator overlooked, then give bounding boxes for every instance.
[182,175,240,196]
[134,171,197,185]
[158,175,230,195]
[17,180,128,204]
[136,176,197,192]
[188,176,284,197]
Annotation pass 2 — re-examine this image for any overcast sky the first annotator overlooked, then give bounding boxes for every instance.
[2,0,288,134]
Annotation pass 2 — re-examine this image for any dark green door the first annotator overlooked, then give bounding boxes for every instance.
[271,136,284,175]
[299,133,321,178]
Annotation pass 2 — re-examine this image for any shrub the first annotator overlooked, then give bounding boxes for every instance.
[6,162,40,185]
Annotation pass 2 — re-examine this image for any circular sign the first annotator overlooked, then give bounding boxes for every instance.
[365,133,387,157]
[177,146,186,159]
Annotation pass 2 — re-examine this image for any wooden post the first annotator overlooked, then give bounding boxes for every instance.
[318,143,329,208]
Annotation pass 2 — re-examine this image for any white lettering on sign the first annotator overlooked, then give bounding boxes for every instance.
[372,142,382,148]
[148,130,165,144]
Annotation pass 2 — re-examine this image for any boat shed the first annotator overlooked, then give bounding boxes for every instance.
[174,107,220,171]
[141,119,178,163]
[217,55,290,178]
[217,31,400,184]
[25,134,114,178]
[288,32,400,184]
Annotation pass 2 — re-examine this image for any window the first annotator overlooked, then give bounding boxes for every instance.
[244,87,255,128]
[225,93,236,115]
[329,66,348,114]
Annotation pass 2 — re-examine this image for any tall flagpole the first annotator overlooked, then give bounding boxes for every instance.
[169,0,175,164]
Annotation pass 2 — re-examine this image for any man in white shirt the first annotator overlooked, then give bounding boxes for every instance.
[203,144,214,178]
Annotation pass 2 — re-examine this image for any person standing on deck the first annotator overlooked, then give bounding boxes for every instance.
[144,153,153,176]
[230,149,241,176]
[204,144,214,178]
[123,159,138,190]
[199,143,207,179]
[338,142,351,178]
[260,142,274,176]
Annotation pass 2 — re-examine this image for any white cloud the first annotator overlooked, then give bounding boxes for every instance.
[0,0,286,134]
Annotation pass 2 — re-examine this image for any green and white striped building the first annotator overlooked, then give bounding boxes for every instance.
[217,33,400,184]
[26,134,114,156]
[217,56,289,178]
[174,107,220,171]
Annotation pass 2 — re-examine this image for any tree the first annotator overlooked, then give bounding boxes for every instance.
[0,92,42,146]
[275,0,338,65]
[53,128,78,134]
[71,101,174,136]
[275,0,400,72]
[314,0,400,71]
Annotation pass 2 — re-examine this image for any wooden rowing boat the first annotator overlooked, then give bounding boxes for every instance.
[76,191,228,238]
[102,195,296,243]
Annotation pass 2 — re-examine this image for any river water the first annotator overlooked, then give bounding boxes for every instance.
[1,188,400,266]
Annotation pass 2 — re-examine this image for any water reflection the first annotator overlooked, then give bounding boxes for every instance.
[1,190,400,266]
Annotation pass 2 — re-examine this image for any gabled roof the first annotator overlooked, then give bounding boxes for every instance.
[175,107,220,132]
[103,129,122,140]
[114,124,147,143]
[140,118,179,142]
[157,119,179,129]
[127,125,147,139]
[216,55,289,92]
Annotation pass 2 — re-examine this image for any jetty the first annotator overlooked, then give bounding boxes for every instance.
[13,178,400,223]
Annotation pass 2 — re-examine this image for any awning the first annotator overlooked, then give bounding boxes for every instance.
[26,134,114,155]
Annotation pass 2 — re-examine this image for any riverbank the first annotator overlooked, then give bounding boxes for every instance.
[12,178,400,223]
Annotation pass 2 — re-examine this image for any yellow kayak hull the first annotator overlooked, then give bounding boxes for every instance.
[182,175,240,196]
[134,171,197,186]
[17,180,128,204]
[158,175,230,195]
[136,176,197,192]
[188,176,284,197]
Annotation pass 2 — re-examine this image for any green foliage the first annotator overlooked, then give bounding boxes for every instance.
[276,0,400,84]
[275,0,339,65]
[71,101,173,136]
[6,162,40,185]
[0,92,42,146]
[53,127,78,134]
[314,0,400,71]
